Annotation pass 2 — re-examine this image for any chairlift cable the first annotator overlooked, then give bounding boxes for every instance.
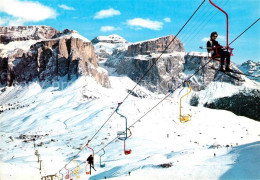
[88,0,206,144]
[95,58,213,155]
[229,18,260,45]
[55,0,207,175]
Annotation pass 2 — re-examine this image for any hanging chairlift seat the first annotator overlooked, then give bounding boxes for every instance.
[115,102,132,155]
[179,81,192,123]
[99,149,106,168]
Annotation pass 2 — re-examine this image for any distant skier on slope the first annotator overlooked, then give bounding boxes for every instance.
[207,31,232,72]
[87,154,96,174]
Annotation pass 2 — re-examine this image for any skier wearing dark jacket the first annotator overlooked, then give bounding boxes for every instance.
[87,154,95,174]
[207,31,232,72]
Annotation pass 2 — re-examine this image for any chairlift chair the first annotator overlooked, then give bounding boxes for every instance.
[179,81,192,123]
[99,149,106,168]
[72,158,80,179]
[116,103,132,155]
[86,141,94,175]
[64,167,70,179]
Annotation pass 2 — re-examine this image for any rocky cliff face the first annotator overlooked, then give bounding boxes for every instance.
[0,26,110,88]
[184,52,243,90]
[126,35,184,56]
[104,35,185,93]
[104,36,244,94]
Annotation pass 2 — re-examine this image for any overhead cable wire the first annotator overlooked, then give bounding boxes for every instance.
[185,0,230,50]
[180,0,221,45]
[121,0,206,104]
[88,0,206,143]
[95,58,214,155]
[55,0,207,175]
[59,2,259,175]
[229,18,260,45]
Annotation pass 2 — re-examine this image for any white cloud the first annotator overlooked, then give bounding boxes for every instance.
[164,17,171,23]
[94,8,121,19]
[0,0,57,25]
[217,35,226,42]
[202,35,226,42]
[58,4,75,11]
[100,26,121,32]
[202,37,209,42]
[126,18,163,30]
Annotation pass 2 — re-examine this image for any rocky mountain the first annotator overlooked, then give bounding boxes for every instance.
[237,60,260,82]
[101,35,243,93]
[91,34,129,63]
[0,26,110,87]
[0,25,59,44]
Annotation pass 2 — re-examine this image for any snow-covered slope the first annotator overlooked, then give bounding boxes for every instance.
[0,75,259,180]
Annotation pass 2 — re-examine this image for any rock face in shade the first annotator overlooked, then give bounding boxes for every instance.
[0,26,111,88]
[103,35,186,94]
[104,36,243,94]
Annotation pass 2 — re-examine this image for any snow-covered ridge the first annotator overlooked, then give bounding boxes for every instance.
[92,34,128,44]
[187,51,208,57]
[0,26,91,58]
[131,35,173,45]
[0,25,59,44]
[237,60,260,82]
[57,30,90,42]
[0,39,39,58]
[92,34,130,62]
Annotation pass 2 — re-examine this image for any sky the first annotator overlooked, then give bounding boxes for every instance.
[0,0,259,64]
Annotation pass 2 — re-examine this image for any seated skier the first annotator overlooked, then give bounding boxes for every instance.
[207,31,233,72]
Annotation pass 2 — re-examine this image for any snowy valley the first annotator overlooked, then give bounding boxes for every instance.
[0,26,260,180]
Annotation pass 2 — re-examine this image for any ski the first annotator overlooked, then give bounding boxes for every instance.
[210,66,244,81]
[228,70,259,78]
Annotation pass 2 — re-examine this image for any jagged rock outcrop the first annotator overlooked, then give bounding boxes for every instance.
[126,35,184,56]
[0,25,60,44]
[0,26,110,88]
[104,36,244,93]
[105,35,186,93]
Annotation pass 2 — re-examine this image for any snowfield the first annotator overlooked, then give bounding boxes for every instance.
[0,74,260,180]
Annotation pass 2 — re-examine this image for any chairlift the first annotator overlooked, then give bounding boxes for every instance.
[58,169,64,180]
[115,103,132,155]
[124,129,132,155]
[179,81,192,123]
[99,149,106,168]
[72,158,80,179]
[86,141,94,175]
[64,166,71,180]
[85,164,91,175]
[200,0,234,63]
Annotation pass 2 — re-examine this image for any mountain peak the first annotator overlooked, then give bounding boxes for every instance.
[91,34,128,44]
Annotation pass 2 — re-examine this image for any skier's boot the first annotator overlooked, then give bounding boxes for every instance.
[225,64,233,72]
[219,65,225,72]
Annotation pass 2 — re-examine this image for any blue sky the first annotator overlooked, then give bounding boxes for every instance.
[0,0,259,64]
